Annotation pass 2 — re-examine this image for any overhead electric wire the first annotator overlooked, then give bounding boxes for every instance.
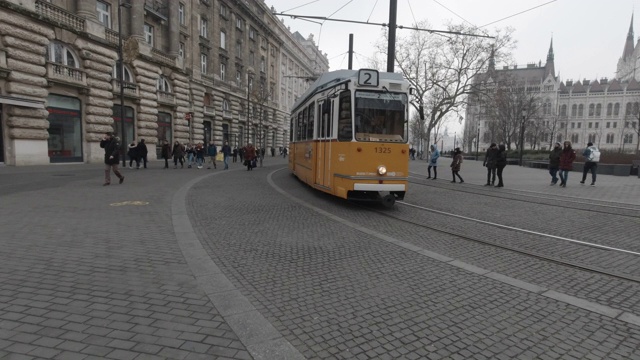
[479,0,557,28]
[282,0,321,14]
[407,0,418,26]
[432,0,474,27]
[367,0,379,23]
[324,0,353,25]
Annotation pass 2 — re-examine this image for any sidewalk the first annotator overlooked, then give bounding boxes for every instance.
[409,157,640,205]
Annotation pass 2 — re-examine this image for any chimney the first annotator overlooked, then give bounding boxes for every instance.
[600,77,608,84]
[583,79,590,86]
[566,80,573,86]
[527,63,535,68]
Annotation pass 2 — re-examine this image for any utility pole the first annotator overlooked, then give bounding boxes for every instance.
[386,0,397,73]
[348,34,353,70]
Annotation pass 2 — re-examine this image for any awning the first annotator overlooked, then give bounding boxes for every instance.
[0,95,45,109]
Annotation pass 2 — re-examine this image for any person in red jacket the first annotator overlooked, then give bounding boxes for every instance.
[558,140,576,187]
[243,143,257,171]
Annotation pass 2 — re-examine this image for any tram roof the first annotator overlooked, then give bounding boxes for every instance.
[291,69,405,112]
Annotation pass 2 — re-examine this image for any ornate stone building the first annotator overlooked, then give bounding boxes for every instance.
[0,0,328,165]
[465,19,640,154]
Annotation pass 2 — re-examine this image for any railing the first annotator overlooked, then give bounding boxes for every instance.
[112,79,139,96]
[157,90,175,104]
[144,0,168,20]
[47,62,86,85]
[35,0,85,32]
[151,48,175,66]
[203,106,215,115]
[105,28,119,45]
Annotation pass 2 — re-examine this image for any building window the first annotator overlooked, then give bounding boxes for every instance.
[220,31,226,49]
[144,23,153,45]
[220,3,228,18]
[577,122,581,129]
[97,1,111,29]
[112,64,133,83]
[626,102,632,115]
[595,122,599,128]
[624,134,634,144]
[588,104,594,117]
[606,133,614,144]
[47,94,83,163]
[596,104,601,116]
[47,42,79,67]
[249,27,255,40]
[156,112,172,158]
[248,76,253,91]
[249,51,254,66]
[578,104,584,117]
[179,42,185,58]
[201,53,207,74]
[588,122,592,129]
[613,122,617,128]
[614,103,620,116]
[607,103,612,116]
[236,17,243,30]
[571,134,579,143]
[588,134,596,143]
[157,76,171,92]
[220,63,226,81]
[236,71,241,86]
[571,122,575,129]
[606,122,610,128]
[560,104,567,117]
[236,41,242,56]
[200,17,208,38]
[260,56,265,72]
[571,104,577,117]
[179,3,185,25]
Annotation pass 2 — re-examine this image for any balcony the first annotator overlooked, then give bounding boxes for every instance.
[222,110,232,119]
[151,48,175,67]
[203,106,215,116]
[46,62,87,87]
[112,79,139,97]
[144,0,168,22]
[105,28,119,45]
[35,0,85,32]
[157,90,175,105]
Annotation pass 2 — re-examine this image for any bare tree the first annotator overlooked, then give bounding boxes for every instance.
[248,76,275,165]
[377,21,515,156]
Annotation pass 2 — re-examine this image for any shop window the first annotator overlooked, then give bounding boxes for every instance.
[47,94,82,163]
[156,112,172,158]
[112,105,135,151]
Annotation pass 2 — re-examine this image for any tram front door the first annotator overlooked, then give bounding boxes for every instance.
[315,101,332,188]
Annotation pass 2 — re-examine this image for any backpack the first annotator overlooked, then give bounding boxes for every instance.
[588,147,600,162]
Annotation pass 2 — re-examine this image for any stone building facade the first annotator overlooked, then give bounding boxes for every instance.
[0,0,328,165]
[465,23,640,154]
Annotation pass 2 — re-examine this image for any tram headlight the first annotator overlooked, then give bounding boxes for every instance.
[377,165,387,175]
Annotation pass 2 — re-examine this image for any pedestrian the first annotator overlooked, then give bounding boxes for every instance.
[548,142,562,185]
[100,132,124,185]
[427,144,439,180]
[283,147,288,158]
[161,140,171,169]
[172,141,184,169]
[239,147,245,163]
[185,143,195,168]
[558,140,576,187]
[495,144,507,188]
[244,143,257,171]
[271,147,275,157]
[221,140,232,170]
[207,141,217,169]
[450,147,464,183]
[136,138,148,169]
[195,142,205,169]
[232,147,238,163]
[580,142,600,186]
[483,143,498,186]
[127,141,138,169]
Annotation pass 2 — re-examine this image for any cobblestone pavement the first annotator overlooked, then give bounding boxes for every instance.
[1,156,639,359]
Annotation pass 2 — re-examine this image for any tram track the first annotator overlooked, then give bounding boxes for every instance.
[352,199,640,284]
[407,175,640,218]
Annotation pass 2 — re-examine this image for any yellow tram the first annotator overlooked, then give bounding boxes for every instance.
[288,69,412,207]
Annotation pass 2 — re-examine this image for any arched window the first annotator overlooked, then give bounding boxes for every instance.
[47,42,79,67]
[606,133,615,144]
[588,104,594,117]
[607,103,612,116]
[222,99,230,111]
[578,104,584,117]
[571,133,579,144]
[112,64,134,83]
[156,76,171,92]
[571,104,577,117]
[556,134,563,143]
[560,104,567,117]
[595,104,601,116]
[614,103,620,116]
[634,102,639,115]
[588,134,596,143]
[626,102,632,115]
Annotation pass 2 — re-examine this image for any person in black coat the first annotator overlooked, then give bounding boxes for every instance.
[100,132,124,186]
[495,144,507,188]
[136,138,148,169]
[483,143,498,186]
[161,140,171,169]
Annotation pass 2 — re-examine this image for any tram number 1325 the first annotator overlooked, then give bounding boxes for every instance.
[374,147,391,154]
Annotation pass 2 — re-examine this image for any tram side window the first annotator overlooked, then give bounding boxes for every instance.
[301,108,308,140]
[289,117,294,142]
[307,103,315,139]
[337,91,352,141]
[296,112,303,141]
[317,103,323,138]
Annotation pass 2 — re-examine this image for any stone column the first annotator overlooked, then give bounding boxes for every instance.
[168,0,180,57]
[76,0,98,20]
[130,0,145,42]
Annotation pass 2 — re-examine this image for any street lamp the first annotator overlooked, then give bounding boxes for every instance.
[519,106,528,166]
[453,131,457,150]
[117,0,131,167]
[476,126,480,161]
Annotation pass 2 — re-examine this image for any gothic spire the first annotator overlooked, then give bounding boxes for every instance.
[623,14,635,60]
[547,38,554,62]
[544,38,555,78]
[488,45,495,72]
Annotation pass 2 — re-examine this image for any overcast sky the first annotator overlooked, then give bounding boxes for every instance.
[269,0,639,82]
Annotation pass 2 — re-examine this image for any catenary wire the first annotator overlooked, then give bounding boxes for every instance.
[282,0,321,14]
[367,0,379,23]
[480,0,557,28]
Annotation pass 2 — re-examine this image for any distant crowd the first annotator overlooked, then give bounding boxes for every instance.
[423,141,601,188]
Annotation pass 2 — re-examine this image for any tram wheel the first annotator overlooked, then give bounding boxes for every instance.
[381,194,396,208]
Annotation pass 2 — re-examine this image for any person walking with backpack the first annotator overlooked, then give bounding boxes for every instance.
[548,142,562,185]
[580,142,600,186]
[558,141,576,187]
[127,141,138,169]
[450,147,464,183]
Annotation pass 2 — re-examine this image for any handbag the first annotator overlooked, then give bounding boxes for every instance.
[216,153,224,161]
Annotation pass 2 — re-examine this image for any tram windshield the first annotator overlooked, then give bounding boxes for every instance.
[354,91,407,142]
